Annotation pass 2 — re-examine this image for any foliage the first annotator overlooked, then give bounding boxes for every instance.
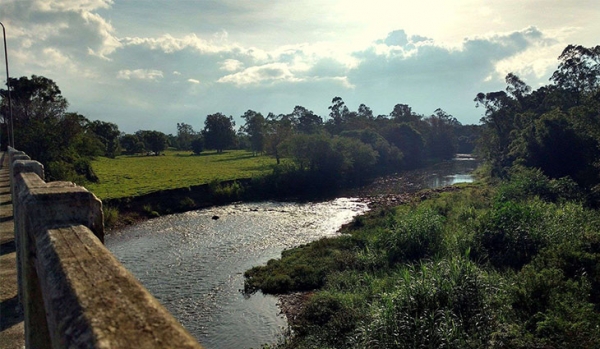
[87,120,121,158]
[423,108,460,160]
[362,258,500,349]
[175,122,196,150]
[136,130,168,155]
[381,123,425,169]
[202,113,236,153]
[379,207,445,264]
[475,44,600,201]
[120,133,145,155]
[190,137,204,154]
[0,75,104,182]
[103,205,120,228]
[240,110,266,155]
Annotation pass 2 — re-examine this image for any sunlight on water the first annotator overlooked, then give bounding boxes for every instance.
[105,158,480,348]
[106,198,369,349]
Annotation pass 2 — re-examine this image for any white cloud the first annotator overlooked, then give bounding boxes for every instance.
[218,63,301,86]
[32,0,113,12]
[220,59,244,72]
[122,33,241,55]
[81,11,122,58]
[116,69,164,80]
[4,0,599,133]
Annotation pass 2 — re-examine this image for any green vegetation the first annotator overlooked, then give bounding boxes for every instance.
[247,174,600,348]
[86,150,277,199]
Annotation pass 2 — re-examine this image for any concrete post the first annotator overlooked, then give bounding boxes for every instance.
[11,160,44,309]
[14,172,104,348]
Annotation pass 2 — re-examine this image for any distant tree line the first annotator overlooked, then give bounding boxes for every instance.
[1,77,481,186]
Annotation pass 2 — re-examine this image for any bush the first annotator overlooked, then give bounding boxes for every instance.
[362,258,500,348]
[497,166,582,203]
[103,205,119,228]
[178,196,196,211]
[294,292,363,346]
[379,208,445,264]
[472,200,546,270]
[191,138,204,154]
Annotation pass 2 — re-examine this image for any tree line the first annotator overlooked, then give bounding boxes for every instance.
[475,44,600,205]
[0,75,479,186]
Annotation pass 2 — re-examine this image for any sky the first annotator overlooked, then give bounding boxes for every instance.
[1,0,598,134]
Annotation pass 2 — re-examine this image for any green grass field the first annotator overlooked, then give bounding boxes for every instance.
[86,150,277,199]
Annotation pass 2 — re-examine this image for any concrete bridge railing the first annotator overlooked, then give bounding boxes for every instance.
[7,147,203,349]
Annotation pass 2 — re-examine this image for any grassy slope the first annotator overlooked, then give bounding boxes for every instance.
[87,150,277,199]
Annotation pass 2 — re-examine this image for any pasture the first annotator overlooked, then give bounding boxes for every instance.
[86,150,277,199]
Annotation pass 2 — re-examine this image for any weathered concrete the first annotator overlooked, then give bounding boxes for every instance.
[6,148,204,348]
[0,151,25,349]
[11,158,44,310]
[37,225,202,348]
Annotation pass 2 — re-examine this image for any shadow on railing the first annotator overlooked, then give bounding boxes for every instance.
[7,147,203,349]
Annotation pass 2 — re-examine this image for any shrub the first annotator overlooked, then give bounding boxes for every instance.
[103,205,119,228]
[294,292,363,346]
[497,166,582,203]
[472,200,545,270]
[379,208,445,264]
[361,258,500,348]
[178,196,196,211]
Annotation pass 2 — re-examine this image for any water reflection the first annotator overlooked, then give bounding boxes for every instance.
[106,198,369,349]
[426,156,479,188]
[106,157,479,348]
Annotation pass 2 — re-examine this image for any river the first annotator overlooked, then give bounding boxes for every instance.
[105,157,479,349]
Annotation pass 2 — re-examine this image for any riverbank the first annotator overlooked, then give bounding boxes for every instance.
[274,183,469,329]
[246,167,600,348]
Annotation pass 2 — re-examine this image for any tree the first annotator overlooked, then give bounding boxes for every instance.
[509,109,598,186]
[423,108,459,160]
[382,123,425,169]
[341,129,403,172]
[357,104,374,120]
[474,82,522,174]
[291,106,323,134]
[0,75,100,182]
[191,137,204,155]
[326,96,349,134]
[176,122,196,150]
[136,130,168,155]
[120,134,145,155]
[0,75,68,162]
[333,136,379,184]
[390,103,420,124]
[62,113,104,158]
[475,45,600,198]
[240,110,266,155]
[505,73,532,105]
[88,120,120,158]
[550,45,600,106]
[202,113,236,153]
[265,113,293,164]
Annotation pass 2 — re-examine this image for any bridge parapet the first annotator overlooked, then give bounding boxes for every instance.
[8,147,203,348]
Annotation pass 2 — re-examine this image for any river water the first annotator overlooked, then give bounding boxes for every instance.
[105,157,478,349]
